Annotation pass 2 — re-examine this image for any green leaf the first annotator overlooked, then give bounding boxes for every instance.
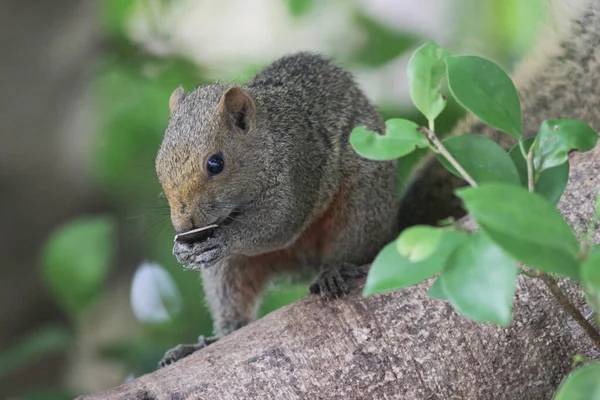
[595,192,600,218]
[438,134,521,185]
[396,225,443,262]
[440,233,517,326]
[457,184,581,279]
[350,119,429,161]
[533,119,598,173]
[582,245,600,314]
[407,41,449,121]
[427,277,448,300]
[363,231,466,296]
[446,55,522,139]
[509,138,569,205]
[41,216,116,318]
[0,325,71,378]
[554,362,600,400]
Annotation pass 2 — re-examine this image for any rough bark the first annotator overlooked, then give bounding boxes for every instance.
[80,145,600,400]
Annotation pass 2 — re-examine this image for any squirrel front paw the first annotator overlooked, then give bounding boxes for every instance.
[158,335,218,368]
[309,263,367,300]
[173,235,228,269]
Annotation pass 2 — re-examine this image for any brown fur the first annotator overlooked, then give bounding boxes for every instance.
[297,183,348,255]
[248,182,349,268]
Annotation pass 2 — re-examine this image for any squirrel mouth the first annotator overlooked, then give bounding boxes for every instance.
[173,206,244,244]
[174,224,217,244]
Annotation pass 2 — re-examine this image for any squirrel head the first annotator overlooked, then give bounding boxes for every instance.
[156,84,269,234]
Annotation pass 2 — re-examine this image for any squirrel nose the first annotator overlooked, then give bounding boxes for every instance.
[171,213,195,234]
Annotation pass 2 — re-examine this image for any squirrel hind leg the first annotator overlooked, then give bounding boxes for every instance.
[309,262,367,300]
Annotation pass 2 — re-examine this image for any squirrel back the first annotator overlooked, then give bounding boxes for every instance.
[246,52,391,225]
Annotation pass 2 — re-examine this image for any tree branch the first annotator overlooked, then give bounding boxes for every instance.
[78,275,598,400]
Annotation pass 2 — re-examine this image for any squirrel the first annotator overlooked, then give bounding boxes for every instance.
[155,0,599,367]
[155,53,400,367]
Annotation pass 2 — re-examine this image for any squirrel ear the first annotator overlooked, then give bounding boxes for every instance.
[169,86,186,115]
[218,86,255,132]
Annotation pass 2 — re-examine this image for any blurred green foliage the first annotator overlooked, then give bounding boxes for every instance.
[8,389,77,400]
[0,326,71,378]
[284,0,315,18]
[351,13,420,67]
[457,0,545,65]
[2,0,546,397]
[41,217,116,319]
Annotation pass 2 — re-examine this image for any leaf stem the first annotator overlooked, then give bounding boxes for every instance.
[519,140,536,192]
[538,273,600,351]
[518,140,528,159]
[418,127,478,188]
[526,149,535,192]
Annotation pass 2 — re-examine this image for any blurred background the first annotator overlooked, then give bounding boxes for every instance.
[0,0,548,398]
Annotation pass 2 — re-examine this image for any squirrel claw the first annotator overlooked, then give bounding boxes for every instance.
[158,335,218,369]
[173,238,227,268]
[309,263,366,300]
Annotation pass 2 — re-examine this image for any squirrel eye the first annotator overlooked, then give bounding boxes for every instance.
[206,153,225,176]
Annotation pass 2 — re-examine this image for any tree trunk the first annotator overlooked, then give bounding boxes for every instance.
[80,146,600,400]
